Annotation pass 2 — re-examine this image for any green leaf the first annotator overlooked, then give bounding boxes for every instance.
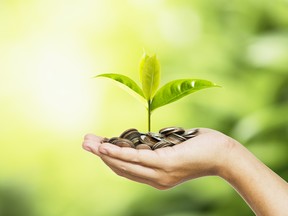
[139,53,161,100]
[151,79,220,111]
[95,73,145,102]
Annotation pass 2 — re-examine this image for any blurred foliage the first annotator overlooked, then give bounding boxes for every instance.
[0,0,288,215]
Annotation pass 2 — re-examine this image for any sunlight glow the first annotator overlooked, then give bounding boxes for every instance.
[34,40,97,131]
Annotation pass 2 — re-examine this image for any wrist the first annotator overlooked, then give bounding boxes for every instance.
[214,136,242,180]
[215,136,254,187]
[213,134,288,215]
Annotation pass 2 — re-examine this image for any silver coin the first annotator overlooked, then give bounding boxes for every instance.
[165,133,187,144]
[132,139,141,146]
[139,134,147,143]
[106,127,199,150]
[159,127,176,135]
[145,132,162,143]
[152,139,173,150]
[160,143,175,148]
[159,127,185,136]
[139,135,155,147]
[184,129,199,138]
[183,134,196,139]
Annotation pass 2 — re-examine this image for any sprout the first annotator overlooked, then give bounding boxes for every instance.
[95,52,220,131]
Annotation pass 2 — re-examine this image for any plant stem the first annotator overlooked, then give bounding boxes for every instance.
[148,100,151,132]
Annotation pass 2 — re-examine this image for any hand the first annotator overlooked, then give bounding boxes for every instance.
[82,128,288,215]
[82,128,235,189]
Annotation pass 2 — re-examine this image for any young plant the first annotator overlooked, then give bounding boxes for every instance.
[95,53,219,132]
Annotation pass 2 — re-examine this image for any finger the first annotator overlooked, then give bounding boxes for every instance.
[82,135,104,156]
[82,140,100,155]
[100,153,159,180]
[98,143,166,168]
[102,161,163,189]
[84,134,103,142]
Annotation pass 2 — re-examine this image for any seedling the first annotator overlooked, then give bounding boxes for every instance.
[95,53,219,132]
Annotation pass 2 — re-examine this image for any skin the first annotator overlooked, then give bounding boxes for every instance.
[82,128,288,216]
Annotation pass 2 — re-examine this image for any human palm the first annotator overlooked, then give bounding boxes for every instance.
[82,128,233,189]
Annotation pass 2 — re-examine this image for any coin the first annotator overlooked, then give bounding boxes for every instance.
[102,137,109,143]
[108,137,119,143]
[120,128,140,139]
[165,133,186,144]
[159,127,176,136]
[152,139,174,150]
[183,129,199,139]
[145,132,162,144]
[160,143,175,148]
[139,134,147,143]
[136,144,152,150]
[112,138,135,148]
[103,127,199,150]
[183,134,196,139]
[139,135,155,147]
[159,127,185,136]
[120,128,141,145]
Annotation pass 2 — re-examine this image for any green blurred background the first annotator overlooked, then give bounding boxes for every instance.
[1,0,288,215]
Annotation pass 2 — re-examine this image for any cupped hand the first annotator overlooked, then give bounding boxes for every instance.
[82,128,236,190]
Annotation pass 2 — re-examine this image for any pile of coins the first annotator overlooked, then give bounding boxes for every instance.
[102,127,199,150]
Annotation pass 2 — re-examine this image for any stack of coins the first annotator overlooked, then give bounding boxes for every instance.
[102,127,199,150]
